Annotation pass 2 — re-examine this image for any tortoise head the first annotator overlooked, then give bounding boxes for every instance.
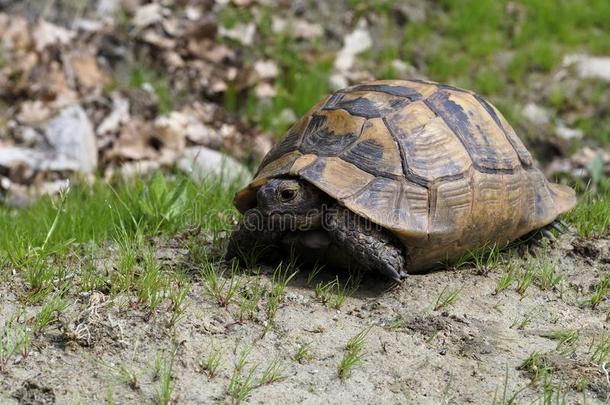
[256,178,323,215]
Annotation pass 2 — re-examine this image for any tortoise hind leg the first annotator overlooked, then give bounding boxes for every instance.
[325,206,407,282]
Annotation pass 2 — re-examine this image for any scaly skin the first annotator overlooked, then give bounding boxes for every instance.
[225,209,283,264]
[226,179,408,281]
[325,206,407,282]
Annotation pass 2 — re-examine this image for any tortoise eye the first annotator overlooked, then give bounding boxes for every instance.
[280,189,296,201]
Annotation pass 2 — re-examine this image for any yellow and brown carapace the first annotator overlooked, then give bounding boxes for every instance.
[234,80,576,272]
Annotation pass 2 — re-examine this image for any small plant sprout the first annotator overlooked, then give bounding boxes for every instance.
[258,357,285,385]
[433,285,461,311]
[201,261,241,307]
[294,343,313,364]
[32,292,69,335]
[167,279,190,327]
[494,267,517,295]
[510,313,532,330]
[542,330,579,356]
[588,332,610,364]
[585,274,610,309]
[516,266,534,297]
[0,311,31,371]
[306,263,324,285]
[235,278,263,324]
[518,352,550,382]
[227,346,257,403]
[135,249,167,311]
[266,263,297,323]
[200,344,223,379]
[468,242,502,275]
[315,275,359,310]
[528,254,563,291]
[155,350,176,405]
[338,327,371,380]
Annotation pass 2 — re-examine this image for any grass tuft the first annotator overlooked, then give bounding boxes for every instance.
[338,327,370,380]
[432,285,461,311]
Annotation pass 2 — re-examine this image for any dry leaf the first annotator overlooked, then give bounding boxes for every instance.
[32,19,75,52]
[68,52,110,90]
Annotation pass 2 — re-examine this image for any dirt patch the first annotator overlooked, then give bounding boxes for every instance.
[12,380,56,405]
[0,232,609,404]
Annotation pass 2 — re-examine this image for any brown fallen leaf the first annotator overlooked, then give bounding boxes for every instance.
[68,52,111,90]
[32,19,75,52]
[17,101,52,125]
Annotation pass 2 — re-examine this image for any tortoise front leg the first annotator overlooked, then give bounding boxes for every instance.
[325,207,407,282]
[225,209,283,265]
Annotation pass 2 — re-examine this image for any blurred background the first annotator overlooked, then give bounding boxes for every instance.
[0,0,608,205]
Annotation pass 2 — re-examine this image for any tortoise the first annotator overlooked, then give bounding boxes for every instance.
[226,80,576,281]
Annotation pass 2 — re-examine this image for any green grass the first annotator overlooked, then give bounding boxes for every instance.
[314,275,359,310]
[216,0,610,157]
[563,188,610,238]
[518,351,551,382]
[432,285,461,311]
[0,173,239,256]
[338,327,370,380]
[154,350,176,405]
[588,332,610,364]
[199,343,223,379]
[294,343,313,364]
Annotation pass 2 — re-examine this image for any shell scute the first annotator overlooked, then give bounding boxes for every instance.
[299,110,365,156]
[424,90,520,172]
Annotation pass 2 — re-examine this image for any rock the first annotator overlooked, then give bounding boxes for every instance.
[329,73,348,91]
[177,147,251,187]
[254,60,279,80]
[17,101,52,125]
[132,3,166,28]
[32,19,75,51]
[522,103,550,126]
[334,22,372,72]
[562,54,610,82]
[96,0,121,16]
[119,160,161,179]
[555,121,583,140]
[67,51,110,90]
[292,20,323,40]
[44,105,97,174]
[255,82,276,98]
[97,92,130,135]
[219,23,256,46]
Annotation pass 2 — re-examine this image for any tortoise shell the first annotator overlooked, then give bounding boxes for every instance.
[234,80,576,272]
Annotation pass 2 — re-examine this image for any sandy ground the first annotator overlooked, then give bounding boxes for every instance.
[0,231,609,404]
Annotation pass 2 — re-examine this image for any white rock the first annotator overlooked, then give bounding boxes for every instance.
[0,147,80,174]
[255,82,276,98]
[334,23,372,72]
[555,121,583,140]
[563,54,610,82]
[45,105,97,174]
[522,103,550,126]
[97,92,130,135]
[292,20,323,40]
[120,160,161,178]
[271,16,287,34]
[328,73,348,91]
[254,60,279,80]
[96,0,121,16]
[132,3,165,28]
[32,20,75,51]
[219,23,256,46]
[177,147,251,187]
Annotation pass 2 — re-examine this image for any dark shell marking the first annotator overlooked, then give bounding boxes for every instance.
[257,80,538,189]
[236,80,576,271]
